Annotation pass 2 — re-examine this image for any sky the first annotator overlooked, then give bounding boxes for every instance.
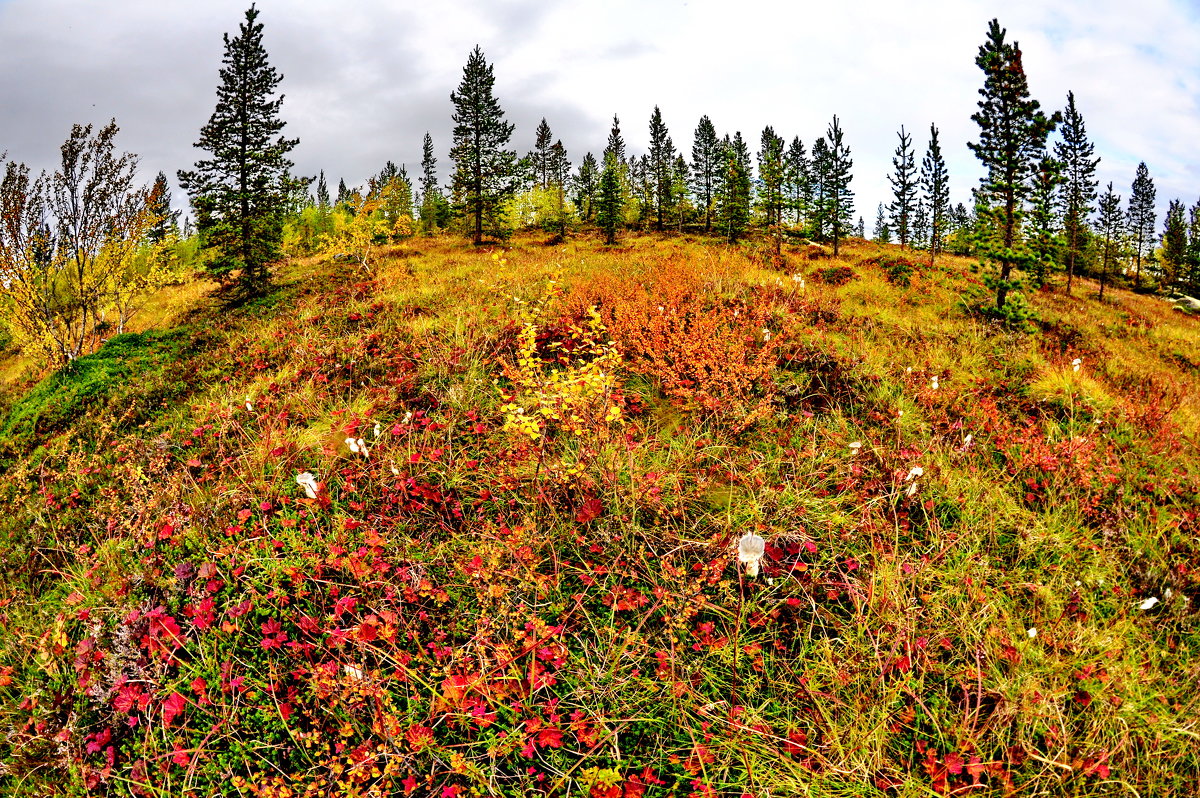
[1,0,1197,226]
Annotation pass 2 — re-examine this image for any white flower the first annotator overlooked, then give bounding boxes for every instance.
[1071,357,1082,373]
[931,376,939,391]
[245,398,254,411]
[390,464,401,476]
[402,411,413,425]
[1138,597,1160,610]
[961,433,974,450]
[295,472,320,499]
[373,422,382,439]
[342,664,366,681]
[345,437,369,458]
[905,482,919,498]
[905,466,924,481]
[737,533,766,577]
[762,328,772,342]
[849,441,863,454]
[1027,627,1037,638]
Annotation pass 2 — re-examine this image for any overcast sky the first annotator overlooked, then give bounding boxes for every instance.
[1,0,1197,225]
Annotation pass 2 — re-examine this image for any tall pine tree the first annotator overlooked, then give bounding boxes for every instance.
[1096,182,1123,302]
[825,116,854,256]
[1161,199,1188,290]
[784,137,810,228]
[596,153,623,245]
[717,133,752,244]
[572,153,599,223]
[919,125,950,264]
[1127,161,1156,285]
[757,126,785,228]
[690,116,719,234]
[888,126,917,249]
[648,107,675,231]
[967,18,1059,312]
[1054,91,1099,294]
[449,46,518,245]
[178,4,298,295]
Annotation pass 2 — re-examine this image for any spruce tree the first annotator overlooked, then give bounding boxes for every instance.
[919,125,950,264]
[336,179,350,207]
[825,116,854,256]
[717,133,752,244]
[316,170,330,209]
[548,140,570,236]
[1161,199,1187,290]
[648,106,675,231]
[1127,161,1156,285]
[756,126,785,227]
[572,153,599,222]
[888,126,917,249]
[178,4,298,295]
[449,46,518,245]
[672,155,690,232]
[690,115,719,233]
[596,153,623,245]
[1096,182,1123,301]
[533,118,553,190]
[1027,153,1063,287]
[809,137,830,241]
[1187,199,1200,294]
[419,132,449,232]
[873,202,890,243]
[784,137,810,228]
[148,171,179,243]
[1054,91,1099,294]
[967,18,1059,312]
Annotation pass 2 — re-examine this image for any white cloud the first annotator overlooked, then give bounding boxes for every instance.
[0,0,1195,221]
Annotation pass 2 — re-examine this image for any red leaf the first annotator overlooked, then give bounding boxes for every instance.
[574,498,603,524]
[162,692,187,726]
[944,752,964,775]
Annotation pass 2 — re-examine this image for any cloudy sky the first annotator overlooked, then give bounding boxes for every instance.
[1,0,1197,224]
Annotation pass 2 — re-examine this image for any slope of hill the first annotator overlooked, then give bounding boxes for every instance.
[0,234,1197,797]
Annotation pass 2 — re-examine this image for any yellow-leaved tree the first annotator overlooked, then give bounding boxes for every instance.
[0,121,162,366]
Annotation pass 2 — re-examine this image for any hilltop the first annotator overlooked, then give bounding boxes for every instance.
[0,234,1198,797]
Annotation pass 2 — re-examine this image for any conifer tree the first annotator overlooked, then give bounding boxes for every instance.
[825,116,854,256]
[888,126,917,249]
[1161,199,1187,290]
[316,170,330,209]
[672,155,690,232]
[919,124,950,264]
[690,115,719,233]
[648,106,676,231]
[533,118,553,190]
[1054,91,1099,294]
[572,152,599,222]
[809,137,830,241]
[178,4,298,295]
[716,133,752,244]
[596,153,623,245]
[756,126,785,227]
[419,132,450,232]
[873,203,890,243]
[967,18,1059,311]
[1027,153,1063,287]
[855,217,866,239]
[1096,182,1123,301]
[784,137,810,228]
[336,178,350,207]
[449,46,518,245]
[1127,161,1156,285]
[548,140,570,236]
[604,115,626,167]
[148,171,179,243]
[1187,199,1200,294]
[912,198,929,250]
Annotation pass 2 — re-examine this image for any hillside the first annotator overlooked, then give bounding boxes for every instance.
[0,234,1198,797]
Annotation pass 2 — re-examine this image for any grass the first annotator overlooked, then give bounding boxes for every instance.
[0,231,1197,797]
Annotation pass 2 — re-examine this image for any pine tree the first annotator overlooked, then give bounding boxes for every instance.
[1127,161,1156,285]
[717,133,752,244]
[1161,199,1187,290]
[1054,91,1099,294]
[784,137,810,228]
[548,140,570,236]
[672,155,690,232]
[1026,153,1063,287]
[690,115,719,234]
[912,198,929,250]
[148,171,179,243]
[315,170,330,209]
[1096,182,1123,301]
[448,46,518,245]
[808,137,830,241]
[419,132,449,233]
[177,4,298,295]
[533,118,553,190]
[919,124,950,264]
[855,217,866,239]
[888,126,917,249]
[648,106,675,231]
[825,116,854,256]
[756,126,785,227]
[873,202,890,243]
[967,18,1059,312]
[1187,199,1200,294]
[572,152,599,222]
[596,153,623,245]
[336,179,350,207]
